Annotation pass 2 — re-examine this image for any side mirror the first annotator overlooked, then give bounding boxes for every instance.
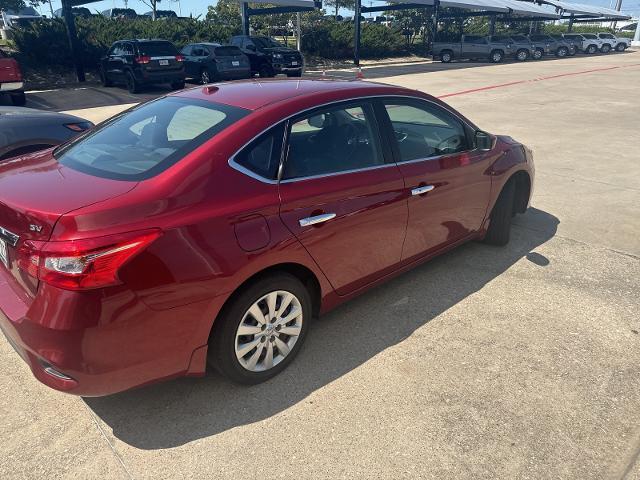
[475,131,493,151]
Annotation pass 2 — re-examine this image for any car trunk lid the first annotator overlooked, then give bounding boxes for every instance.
[0,150,137,297]
[0,56,22,83]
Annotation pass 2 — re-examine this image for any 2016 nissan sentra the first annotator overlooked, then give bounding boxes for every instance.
[0,80,534,396]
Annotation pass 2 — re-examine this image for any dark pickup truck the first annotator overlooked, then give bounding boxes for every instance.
[433,35,512,63]
[230,35,303,78]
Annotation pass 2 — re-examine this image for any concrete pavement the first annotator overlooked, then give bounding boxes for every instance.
[1,51,639,479]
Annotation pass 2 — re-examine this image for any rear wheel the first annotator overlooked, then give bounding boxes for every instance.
[125,71,140,94]
[200,68,211,85]
[556,47,568,57]
[209,273,311,384]
[516,49,529,62]
[490,50,504,63]
[10,92,26,106]
[440,50,453,63]
[601,44,611,53]
[587,44,597,54]
[533,48,544,60]
[483,180,515,246]
[259,64,274,78]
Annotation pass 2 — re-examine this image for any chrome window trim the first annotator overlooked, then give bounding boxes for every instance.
[227,94,479,184]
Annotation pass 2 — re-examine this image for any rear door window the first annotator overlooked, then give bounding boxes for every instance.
[55,98,249,181]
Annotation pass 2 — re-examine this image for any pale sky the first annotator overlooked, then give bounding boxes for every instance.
[35,0,640,21]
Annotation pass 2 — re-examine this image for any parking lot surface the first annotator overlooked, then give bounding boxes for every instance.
[1,52,639,479]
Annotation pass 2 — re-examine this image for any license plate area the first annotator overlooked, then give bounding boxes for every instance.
[232,61,240,67]
[159,59,169,66]
[291,61,298,66]
[0,238,7,269]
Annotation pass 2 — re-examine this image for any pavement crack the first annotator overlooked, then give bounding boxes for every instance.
[80,400,134,480]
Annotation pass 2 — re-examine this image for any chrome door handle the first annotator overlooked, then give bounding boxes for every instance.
[299,213,336,227]
[411,185,435,196]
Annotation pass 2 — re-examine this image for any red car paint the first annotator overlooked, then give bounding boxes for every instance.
[0,80,533,396]
[0,51,23,84]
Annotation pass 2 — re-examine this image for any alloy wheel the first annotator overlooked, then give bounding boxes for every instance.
[201,69,210,85]
[517,50,527,61]
[234,291,303,372]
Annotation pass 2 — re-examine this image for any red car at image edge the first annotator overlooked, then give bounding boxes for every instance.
[0,79,534,396]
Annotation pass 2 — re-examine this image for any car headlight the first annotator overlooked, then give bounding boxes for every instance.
[272,53,283,59]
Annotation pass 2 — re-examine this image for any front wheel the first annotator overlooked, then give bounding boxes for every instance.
[516,49,529,62]
[556,47,568,57]
[209,273,311,384]
[587,45,597,54]
[200,68,212,85]
[615,43,626,52]
[483,180,515,246]
[533,48,544,60]
[259,64,274,78]
[601,44,611,53]
[490,50,504,63]
[440,50,453,63]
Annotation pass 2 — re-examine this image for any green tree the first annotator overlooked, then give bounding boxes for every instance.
[139,0,161,20]
[206,0,241,28]
[323,0,355,20]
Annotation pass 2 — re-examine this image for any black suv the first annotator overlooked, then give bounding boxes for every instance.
[230,35,303,78]
[100,39,185,93]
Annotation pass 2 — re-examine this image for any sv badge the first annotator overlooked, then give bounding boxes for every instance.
[29,224,43,233]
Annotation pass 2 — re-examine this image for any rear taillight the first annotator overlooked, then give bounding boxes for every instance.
[17,230,161,291]
[135,56,151,64]
[175,54,185,62]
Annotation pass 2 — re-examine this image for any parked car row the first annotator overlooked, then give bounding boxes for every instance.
[100,35,304,93]
[433,32,631,63]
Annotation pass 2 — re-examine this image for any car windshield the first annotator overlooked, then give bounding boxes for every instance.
[138,41,177,56]
[252,37,284,50]
[55,98,250,181]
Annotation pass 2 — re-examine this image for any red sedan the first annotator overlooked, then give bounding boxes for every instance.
[0,80,534,396]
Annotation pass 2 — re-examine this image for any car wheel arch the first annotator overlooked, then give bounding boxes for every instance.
[208,262,323,344]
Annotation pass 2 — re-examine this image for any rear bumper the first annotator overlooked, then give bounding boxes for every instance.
[0,270,218,396]
[0,81,24,92]
[219,68,251,80]
[273,65,303,74]
[136,70,185,85]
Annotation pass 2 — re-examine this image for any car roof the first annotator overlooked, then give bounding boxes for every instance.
[173,78,428,112]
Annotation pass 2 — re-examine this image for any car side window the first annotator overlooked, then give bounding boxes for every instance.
[383,102,469,161]
[283,103,384,180]
[234,124,285,180]
[181,45,192,56]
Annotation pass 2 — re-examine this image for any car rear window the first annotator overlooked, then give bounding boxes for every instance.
[214,46,242,56]
[55,97,250,181]
[138,41,178,57]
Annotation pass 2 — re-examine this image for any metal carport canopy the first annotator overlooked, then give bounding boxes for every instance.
[388,0,559,18]
[232,0,316,6]
[532,0,631,18]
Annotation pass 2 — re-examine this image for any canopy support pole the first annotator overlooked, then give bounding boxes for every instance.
[489,15,496,35]
[568,14,574,32]
[354,0,362,66]
[241,2,250,36]
[432,0,440,43]
[62,0,84,82]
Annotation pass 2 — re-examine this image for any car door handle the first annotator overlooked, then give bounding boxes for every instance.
[411,185,435,196]
[299,213,336,227]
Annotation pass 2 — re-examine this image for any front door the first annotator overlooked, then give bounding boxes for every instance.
[379,99,493,263]
[278,101,408,296]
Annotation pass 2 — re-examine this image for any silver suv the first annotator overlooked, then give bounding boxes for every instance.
[597,33,631,52]
[563,34,601,54]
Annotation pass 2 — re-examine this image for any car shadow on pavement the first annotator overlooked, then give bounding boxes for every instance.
[84,207,558,450]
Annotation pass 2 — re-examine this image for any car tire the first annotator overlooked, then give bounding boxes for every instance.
[200,68,212,85]
[483,180,515,246]
[171,81,185,90]
[587,45,597,54]
[615,43,626,52]
[601,44,611,53]
[533,48,544,60]
[10,92,26,106]
[516,49,529,62]
[490,50,504,63]
[208,273,312,385]
[125,71,140,94]
[556,47,568,57]
[100,68,113,87]
[440,50,453,63]
[259,64,274,78]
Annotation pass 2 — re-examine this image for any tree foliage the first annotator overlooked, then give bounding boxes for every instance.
[323,0,356,20]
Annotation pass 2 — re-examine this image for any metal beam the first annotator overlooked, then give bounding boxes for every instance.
[361,3,428,13]
[247,5,315,15]
[61,0,85,82]
[354,0,362,66]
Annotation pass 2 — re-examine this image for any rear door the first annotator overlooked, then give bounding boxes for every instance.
[378,98,493,263]
[278,101,408,296]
